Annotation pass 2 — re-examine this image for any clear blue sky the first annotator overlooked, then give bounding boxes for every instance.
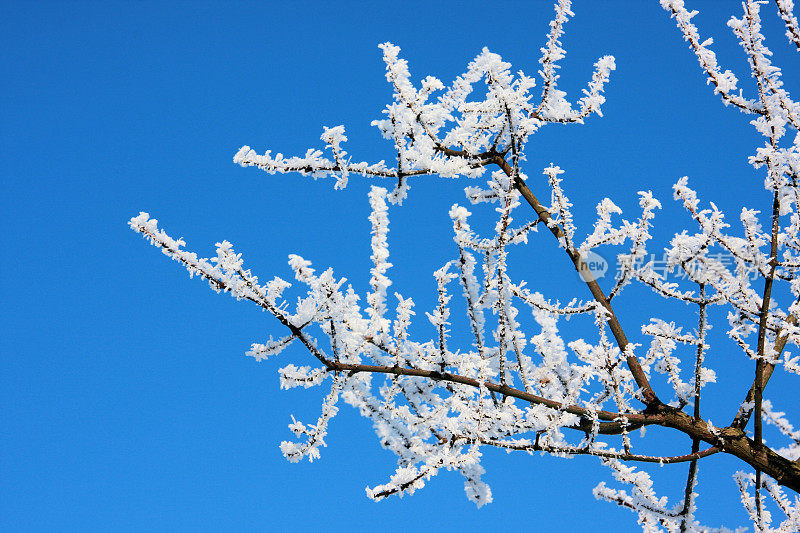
[3,1,799,531]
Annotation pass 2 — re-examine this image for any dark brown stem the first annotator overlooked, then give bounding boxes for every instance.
[327,360,659,429]
[470,435,719,464]
[493,155,659,406]
[731,314,797,429]
[679,443,700,533]
[656,405,800,494]
[680,284,708,532]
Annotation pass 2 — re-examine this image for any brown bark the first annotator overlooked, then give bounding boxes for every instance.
[493,155,659,406]
[327,359,800,493]
[656,404,800,493]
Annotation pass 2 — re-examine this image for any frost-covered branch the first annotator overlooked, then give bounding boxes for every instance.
[130,1,800,529]
[662,0,765,114]
[774,0,800,50]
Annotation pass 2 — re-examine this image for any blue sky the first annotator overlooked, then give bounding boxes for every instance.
[3,1,799,531]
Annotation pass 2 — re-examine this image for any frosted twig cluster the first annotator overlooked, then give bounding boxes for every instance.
[132,1,800,530]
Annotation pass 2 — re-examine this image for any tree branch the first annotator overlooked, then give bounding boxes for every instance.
[467,435,719,464]
[493,155,659,406]
[327,360,662,429]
